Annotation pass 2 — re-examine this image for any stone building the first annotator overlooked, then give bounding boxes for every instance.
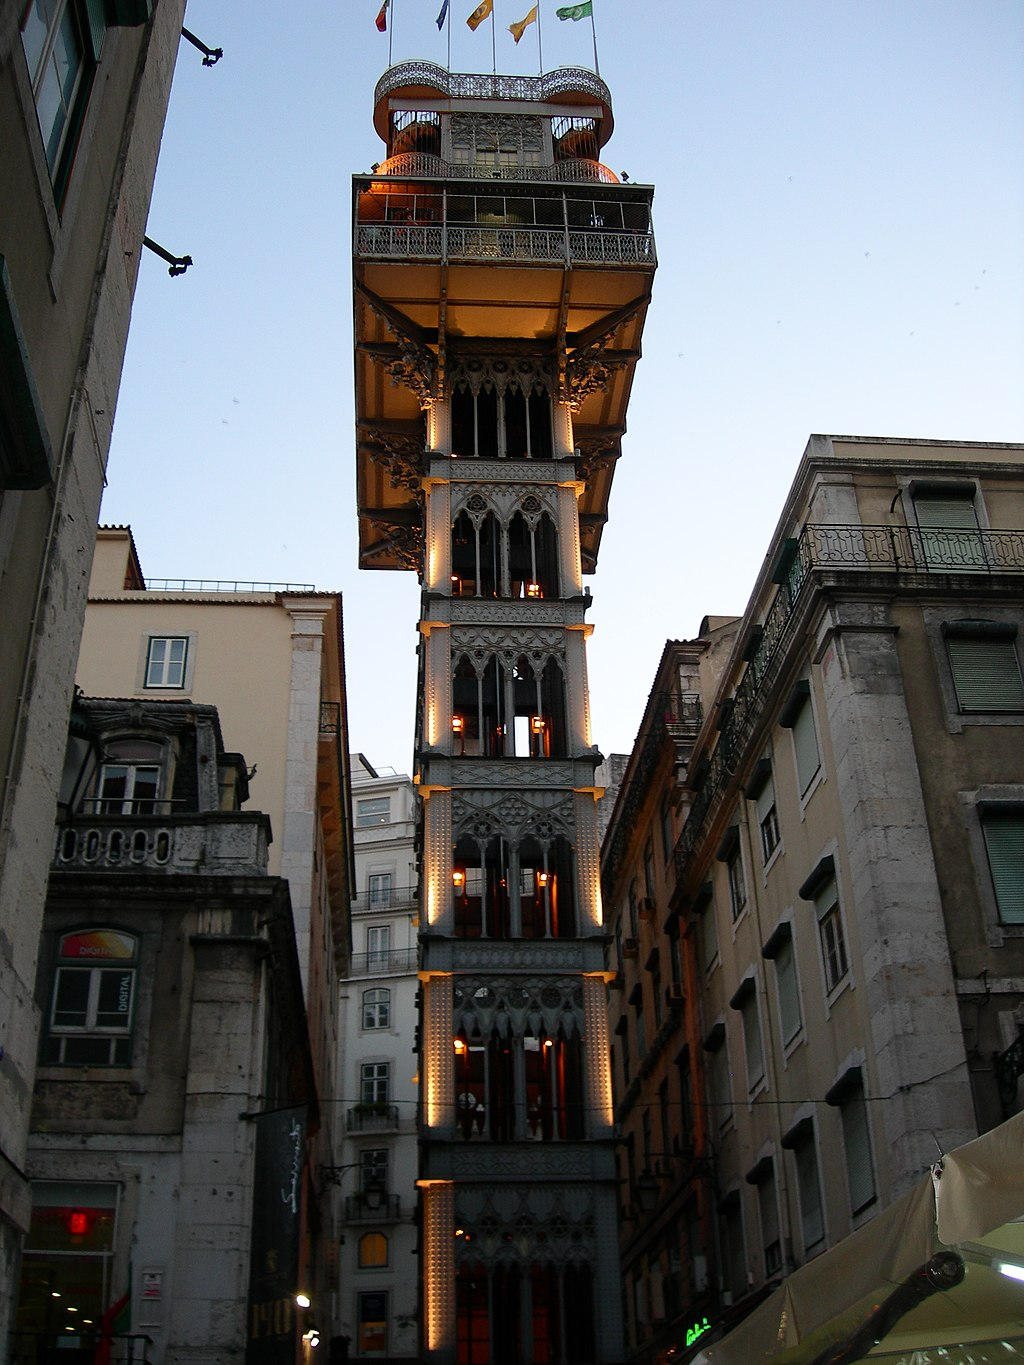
[0,3,185,1338]
[74,527,355,1348]
[10,696,315,1365]
[335,757,420,1359]
[352,60,656,1364]
[603,434,1024,1360]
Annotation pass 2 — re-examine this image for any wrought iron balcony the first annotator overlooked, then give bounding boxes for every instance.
[673,522,1024,875]
[348,947,419,975]
[355,220,655,269]
[374,151,619,185]
[143,577,314,593]
[346,1103,401,1133]
[352,883,420,915]
[374,61,612,113]
[343,1191,404,1224]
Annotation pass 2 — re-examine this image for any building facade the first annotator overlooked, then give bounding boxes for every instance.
[604,435,1024,1359]
[74,527,355,1347]
[11,696,315,1365]
[336,758,420,1360]
[1,4,185,1341]
[352,61,656,1365]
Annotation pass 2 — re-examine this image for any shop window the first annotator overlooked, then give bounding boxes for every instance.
[358,1290,388,1357]
[41,929,136,1066]
[14,1181,119,1343]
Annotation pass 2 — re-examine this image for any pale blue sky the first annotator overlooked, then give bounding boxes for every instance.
[103,1,1024,772]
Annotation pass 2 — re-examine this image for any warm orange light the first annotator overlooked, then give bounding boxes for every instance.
[451,715,464,734]
[451,574,462,594]
[537,871,550,888]
[531,715,546,733]
[452,869,466,890]
[543,1039,553,1050]
[526,582,542,598]
[453,1039,466,1054]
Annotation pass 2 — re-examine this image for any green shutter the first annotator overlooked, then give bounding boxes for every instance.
[792,699,820,795]
[914,495,985,569]
[983,814,1024,924]
[755,779,775,826]
[947,638,1024,711]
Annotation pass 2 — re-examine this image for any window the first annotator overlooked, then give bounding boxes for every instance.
[358,1290,388,1356]
[643,838,655,898]
[145,636,188,688]
[368,872,393,907]
[913,487,984,570]
[750,1161,781,1277]
[358,1232,389,1269]
[360,1148,388,1192]
[357,797,390,827]
[704,1023,732,1131]
[781,682,820,797]
[15,1182,119,1340]
[360,1062,390,1105]
[785,1119,824,1255]
[756,779,781,863]
[718,1191,746,1301]
[828,1069,875,1216]
[42,930,136,1066]
[727,848,746,920]
[96,761,160,815]
[362,988,390,1030]
[814,877,848,994]
[366,924,391,969]
[660,793,673,863]
[763,924,802,1046]
[732,979,764,1093]
[20,0,95,194]
[697,896,718,974]
[944,625,1024,712]
[981,809,1024,924]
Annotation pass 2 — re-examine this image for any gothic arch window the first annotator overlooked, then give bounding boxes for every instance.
[452,382,498,459]
[451,508,499,598]
[451,372,553,462]
[509,654,567,759]
[508,510,559,599]
[453,833,511,939]
[452,655,505,757]
[504,382,553,461]
[517,835,577,939]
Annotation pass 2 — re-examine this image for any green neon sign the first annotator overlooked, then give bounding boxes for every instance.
[684,1317,711,1348]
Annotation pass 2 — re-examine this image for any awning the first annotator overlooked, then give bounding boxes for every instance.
[693,1111,1024,1364]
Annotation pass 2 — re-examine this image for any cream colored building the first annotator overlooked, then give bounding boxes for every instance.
[0,5,185,1343]
[665,436,1024,1339]
[76,526,355,1339]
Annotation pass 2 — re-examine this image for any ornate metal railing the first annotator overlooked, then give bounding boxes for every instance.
[348,948,419,975]
[374,151,619,184]
[374,61,612,112]
[352,884,420,914]
[343,1192,404,1223]
[356,222,654,268]
[672,522,1024,877]
[346,1103,401,1133]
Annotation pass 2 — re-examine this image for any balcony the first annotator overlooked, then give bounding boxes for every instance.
[52,812,271,877]
[346,1103,401,1134]
[355,215,655,270]
[374,62,613,115]
[352,883,419,915]
[673,523,1024,872]
[348,948,418,976]
[374,152,620,184]
[343,1191,404,1224]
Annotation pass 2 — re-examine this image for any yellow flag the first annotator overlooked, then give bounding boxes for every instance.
[466,0,493,30]
[508,5,538,42]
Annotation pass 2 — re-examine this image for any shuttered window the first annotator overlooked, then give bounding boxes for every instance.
[840,1083,876,1214]
[774,933,802,1044]
[982,811,1024,925]
[756,779,781,861]
[914,492,985,570]
[946,636,1024,712]
[782,683,821,796]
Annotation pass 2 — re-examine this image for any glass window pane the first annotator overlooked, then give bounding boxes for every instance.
[52,968,89,1027]
[95,970,133,1029]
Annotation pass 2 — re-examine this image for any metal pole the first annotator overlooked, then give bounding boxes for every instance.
[388,0,394,65]
[591,5,599,74]
[536,4,543,73]
[490,4,496,74]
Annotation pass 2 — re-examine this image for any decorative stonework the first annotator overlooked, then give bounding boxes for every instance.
[449,353,554,400]
[574,793,603,932]
[582,975,614,1135]
[450,625,566,671]
[452,789,575,845]
[453,976,585,1039]
[365,512,425,574]
[422,1182,456,1353]
[448,599,589,628]
[424,975,456,1131]
[449,760,575,788]
[451,481,560,526]
[444,459,573,486]
[453,1184,597,1268]
[443,942,585,971]
[359,422,425,491]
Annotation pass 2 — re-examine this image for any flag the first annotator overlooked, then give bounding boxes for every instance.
[508,5,537,43]
[466,0,492,30]
[375,0,389,31]
[436,0,450,27]
[556,1,592,18]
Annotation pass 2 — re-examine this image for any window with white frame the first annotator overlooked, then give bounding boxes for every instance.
[786,1119,824,1255]
[757,779,781,863]
[717,828,745,921]
[360,1147,388,1192]
[981,809,1024,925]
[96,760,161,815]
[944,623,1024,713]
[42,929,136,1066]
[814,877,848,994]
[828,1068,876,1216]
[368,872,393,907]
[366,924,391,969]
[732,979,764,1093]
[362,987,391,1030]
[356,796,390,827]
[20,0,94,189]
[913,486,984,571]
[145,636,188,689]
[360,1062,391,1105]
[781,682,820,798]
[763,922,801,1046]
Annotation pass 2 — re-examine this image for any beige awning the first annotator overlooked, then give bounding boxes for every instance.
[694,1112,1024,1364]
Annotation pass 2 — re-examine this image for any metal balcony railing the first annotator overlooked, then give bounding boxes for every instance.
[346,1103,401,1133]
[375,151,619,185]
[143,577,314,593]
[672,522,1024,876]
[374,61,612,111]
[352,884,420,914]
[348,948,419,976]
[343,1191,404,1224]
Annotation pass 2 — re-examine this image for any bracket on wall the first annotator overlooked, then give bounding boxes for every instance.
[180,27,223,66]
[142,236,192,277]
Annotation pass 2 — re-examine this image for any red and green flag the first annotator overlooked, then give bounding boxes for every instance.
[556,1,592,18]
[466,0,493,30]
[375,0,389,31]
